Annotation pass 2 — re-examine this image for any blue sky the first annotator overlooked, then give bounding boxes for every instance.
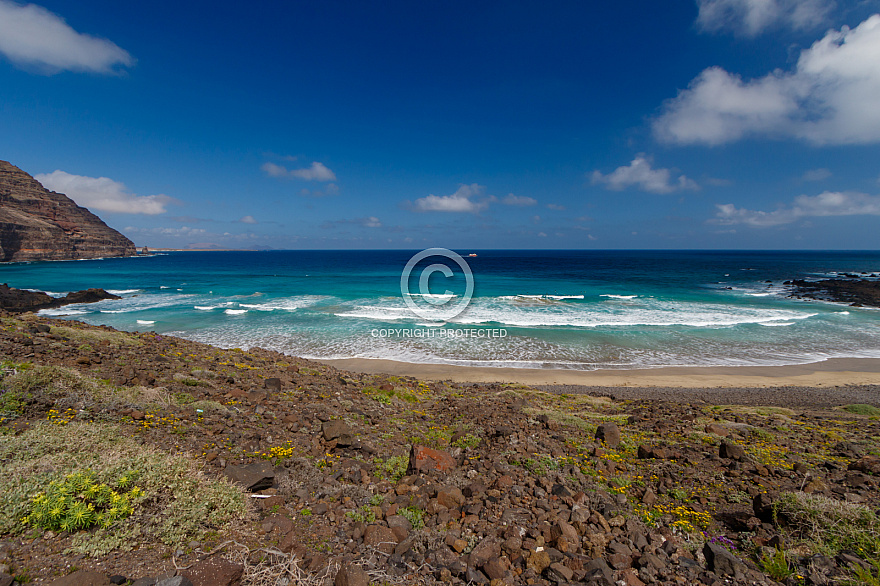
[2,0,880,249]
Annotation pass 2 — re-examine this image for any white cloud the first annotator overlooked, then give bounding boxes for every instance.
[591,155,700,194]
[0,0,133,74]
[239,215,257,224]
[411,183,492,213]
[124,226,206,237]
[261,161,337,181]
[696,0,834,36]
[502,194,537,206]
[35,170,173,215]
[547,203,566,211]
[655,15,880,145]
[802,168,832,181]
[713,191,880,226]
[360,216,382,228]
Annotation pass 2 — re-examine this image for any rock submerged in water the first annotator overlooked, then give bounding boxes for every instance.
[0,283,121,313]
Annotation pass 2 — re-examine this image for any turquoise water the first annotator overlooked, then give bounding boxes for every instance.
[3,250,880,370]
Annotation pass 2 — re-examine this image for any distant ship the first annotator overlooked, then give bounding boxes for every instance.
[468,253,478,257]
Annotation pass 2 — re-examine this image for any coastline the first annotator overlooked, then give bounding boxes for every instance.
[322,356,880,388]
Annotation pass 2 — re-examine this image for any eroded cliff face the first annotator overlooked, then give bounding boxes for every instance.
[0,160,136,262]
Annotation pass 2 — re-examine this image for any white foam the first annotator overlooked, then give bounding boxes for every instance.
[160,286,170,289]
[600,294,637,300]
[136,320,155,325]
[407,293,457,300]
[759,322,795,327]
[836,311,851,315]
[336,306,412,320]
[451,298,818,328]
[238,296,325,311]
[194,305,217,311]
[224,309,248,315]
[24,289,67,298]
[107,289,141,295]
[37,308,88,316]
[746,293,771,297]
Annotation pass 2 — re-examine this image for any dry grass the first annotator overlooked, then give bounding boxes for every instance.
[524,407,592,431]
[0,421,249,556]
[49,325,141,347]
[4,364,172,411]
[199,542,432,586]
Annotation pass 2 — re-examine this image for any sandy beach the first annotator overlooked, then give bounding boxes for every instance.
[323,356,880,407]
[323,356,880,387]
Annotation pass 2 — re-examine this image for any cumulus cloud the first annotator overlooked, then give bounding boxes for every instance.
[547,203,566,211]
[35,170,174,215]
[655,15,880,145]
[261,161,337,181]
[502,194,537,206]
[695,0,834,36]
[239,215,257,224]
[591,155,700,194]
[0,0,133,74]
[410,184,493,213]
[802,168,832,181]
[713,191,880,226]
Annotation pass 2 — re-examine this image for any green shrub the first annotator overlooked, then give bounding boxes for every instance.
[759,548,792,581]
[375,455,408,482]
[399,506,425,529]
[0,421,247,556]
[24,470,142,532]
[843,404,880,417]
[775,491,880,561]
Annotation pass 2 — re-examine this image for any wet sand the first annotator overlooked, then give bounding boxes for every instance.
[322,357,880,407]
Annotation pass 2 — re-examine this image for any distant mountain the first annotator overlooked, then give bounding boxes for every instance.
[0,160,136,262]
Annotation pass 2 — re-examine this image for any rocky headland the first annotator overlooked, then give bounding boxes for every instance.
[0,284,121,314]
[0,314,878,585]
[0,160,136,262]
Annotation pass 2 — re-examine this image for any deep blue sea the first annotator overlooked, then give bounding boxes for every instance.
[3,250,880,370]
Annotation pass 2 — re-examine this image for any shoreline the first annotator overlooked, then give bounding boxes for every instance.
[322,356,880,388]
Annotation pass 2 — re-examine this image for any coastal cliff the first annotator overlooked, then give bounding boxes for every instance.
[0,160,136,262]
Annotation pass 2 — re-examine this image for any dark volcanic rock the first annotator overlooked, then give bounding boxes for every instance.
[223,461,275,491]
[789,278,880,308]
[0,283,120,313]
[0,159,136,262]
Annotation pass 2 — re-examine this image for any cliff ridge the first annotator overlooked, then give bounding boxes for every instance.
[0,159,136,262]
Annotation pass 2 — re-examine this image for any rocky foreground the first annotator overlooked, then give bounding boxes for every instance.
[0,313,879,586]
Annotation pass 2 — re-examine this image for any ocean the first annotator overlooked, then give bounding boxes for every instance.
[3,249,880,371]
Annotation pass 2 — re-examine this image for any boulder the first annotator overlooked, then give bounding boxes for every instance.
[181,556,244,586]
[595,423,621,447]
[48,571,110,586]
[223,461,274,491]
[409,445,456,474]
[322,420,352,442]
[703,542,747,579]
[335,564,370,586]
[849,455,880,476]
[363,524,398,554]
[719,441,745,460]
